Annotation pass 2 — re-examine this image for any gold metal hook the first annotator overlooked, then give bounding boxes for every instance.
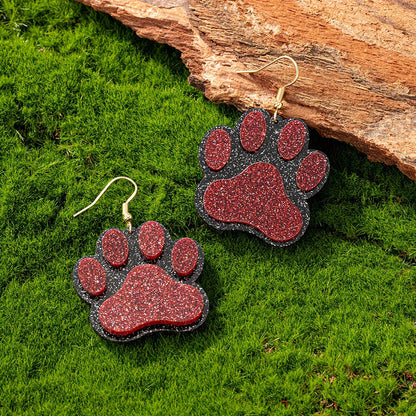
[237,55,299,122]
[73,176,138,233]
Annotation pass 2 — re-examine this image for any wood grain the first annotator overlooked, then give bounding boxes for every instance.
[76,0,416,181]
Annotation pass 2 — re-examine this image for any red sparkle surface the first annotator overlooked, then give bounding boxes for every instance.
[102,229,129,267]
[240,110,267,152]
[297,153,327,192]
[203,162,303,242]
[78,257,106,296]
[98,264,204,336]
[138,221,165,260]
[171,238,198,277]
[205,129,231,171]
[278,120,306,160]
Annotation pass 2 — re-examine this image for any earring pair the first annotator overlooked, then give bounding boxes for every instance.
[73,56,329,342]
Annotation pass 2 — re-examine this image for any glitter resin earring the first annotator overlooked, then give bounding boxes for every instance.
[73,177,209,342]
[195,56,329,246]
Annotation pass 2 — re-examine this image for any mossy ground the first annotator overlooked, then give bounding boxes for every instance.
[1,1,416,415]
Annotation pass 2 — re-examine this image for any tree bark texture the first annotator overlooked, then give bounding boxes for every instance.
[76,0,416,181]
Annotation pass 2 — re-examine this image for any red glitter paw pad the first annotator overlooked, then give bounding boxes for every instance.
[73,221,208,342]
[195,109,330,246]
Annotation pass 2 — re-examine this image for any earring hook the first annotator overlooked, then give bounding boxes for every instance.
[237,55,299,122]
[73,176,138,233]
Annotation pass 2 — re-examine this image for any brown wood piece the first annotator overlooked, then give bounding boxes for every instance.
[76,0,416,181]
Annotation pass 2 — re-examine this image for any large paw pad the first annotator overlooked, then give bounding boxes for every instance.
[196,109,329,246]
[73,222,208,342]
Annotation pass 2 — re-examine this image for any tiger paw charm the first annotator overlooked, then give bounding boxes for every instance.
[73,178,208,342]
[195,108,329,246]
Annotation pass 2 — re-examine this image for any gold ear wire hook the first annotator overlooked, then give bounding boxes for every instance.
[73,176,138,233]
[237,55,299,122]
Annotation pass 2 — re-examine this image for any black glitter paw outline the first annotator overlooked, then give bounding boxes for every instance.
[73,222,209,342]
[195,108,330,246]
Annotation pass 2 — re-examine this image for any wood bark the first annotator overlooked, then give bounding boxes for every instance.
[76,0,416,181]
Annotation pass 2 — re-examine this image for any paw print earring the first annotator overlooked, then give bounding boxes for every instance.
[195,56,330,246]
[73,177,209,342]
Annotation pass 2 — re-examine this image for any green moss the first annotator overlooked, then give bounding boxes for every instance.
[1,1,416,415]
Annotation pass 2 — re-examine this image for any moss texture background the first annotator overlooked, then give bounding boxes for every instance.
[1,1,416,415]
